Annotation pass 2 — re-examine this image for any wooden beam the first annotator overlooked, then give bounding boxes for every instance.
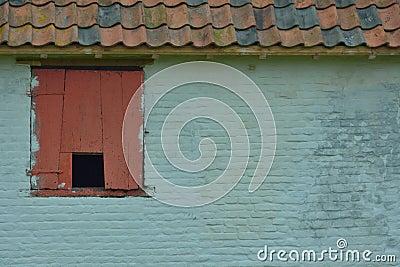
[3,44,399,56]
[17,57,154,67]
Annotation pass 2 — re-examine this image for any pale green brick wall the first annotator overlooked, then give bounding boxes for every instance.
[0,56,399,266]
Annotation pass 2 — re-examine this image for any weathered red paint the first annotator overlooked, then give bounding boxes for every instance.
[58,152,72,189]
[101,71,143,190]
[101,71,129,189]
[32,68,144,194]
[61,70,103,153]
[122,71,144,189]
[32,86,64,189]
[32,69,65,95]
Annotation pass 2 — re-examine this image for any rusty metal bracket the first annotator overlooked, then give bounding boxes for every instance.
[26,169,63,176]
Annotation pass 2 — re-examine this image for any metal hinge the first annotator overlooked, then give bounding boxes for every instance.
[26,169,63,176]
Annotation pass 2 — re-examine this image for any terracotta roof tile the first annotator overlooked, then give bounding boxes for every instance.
[354,0,398,8]
[213,24,236,45]
[166,5,191,29]
[363,25,388,46]
[146,25,168,45]
[0,0,398,48]
[317,6,339,29]
[377,4,400,30]
[253,5,275,30]
[210,4,232,28]
[335,0,355,8]
[316,0,336,9]
[8,24,31,46]
[99,23,122,45]
[337,5,360,29]
[77,4,98,27]
[0,23,9,42]
[294,0,315,9]
[55,25,78,45]
[143,4,166,28]
[168,24,191,45]
[279,26,303,46]
[231,4,255,29]
[258,26,280,46]
[120,3,144,28]
[190,24,213,45]
[122,24,146,45]
[8,4,27,27]
[188,4,212,28]
[166,4,188,28]
[0,2,8,27]
[252,0,274,8]
[303,25,324,46]
[55,4,76,28]
[387,28,400,46]
[208,0,230,7]
[6,0,393,8]
[32,24,56,45]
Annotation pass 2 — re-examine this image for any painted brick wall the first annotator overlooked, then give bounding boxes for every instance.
[0,56,399,266]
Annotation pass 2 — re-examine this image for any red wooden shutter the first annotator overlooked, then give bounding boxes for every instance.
[122,71,144,189]
[61,70,103,153]
[32,69,143,191]
[101,71,143,190]
[31,69,65,189]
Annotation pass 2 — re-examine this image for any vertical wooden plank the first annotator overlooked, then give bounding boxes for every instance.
[32,69,65,95]
[58,153,72,190]
[122,71,144,189]
[61,70,103,153]
[31,69,65,189]
[101,71,128,189]
[33,94,64,189]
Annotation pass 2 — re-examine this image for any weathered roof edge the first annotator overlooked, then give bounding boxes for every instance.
[1,44,399,57]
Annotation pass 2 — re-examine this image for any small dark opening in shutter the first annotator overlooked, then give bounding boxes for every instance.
[72,153,105,188]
